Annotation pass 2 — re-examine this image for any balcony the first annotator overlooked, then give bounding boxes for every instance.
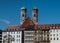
[24,38,34,40]
[25,34,34,36]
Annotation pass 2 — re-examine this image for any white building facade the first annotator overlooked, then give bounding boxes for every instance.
[2,31,22,43]
[49,29,60,43]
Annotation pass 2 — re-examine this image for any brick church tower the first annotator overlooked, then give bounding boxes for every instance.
[32,7,38,24]
[20,7,27,25]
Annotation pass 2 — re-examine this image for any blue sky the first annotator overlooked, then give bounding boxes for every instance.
[0,0,60,30]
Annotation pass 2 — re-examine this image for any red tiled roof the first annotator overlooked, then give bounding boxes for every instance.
[6,26,20,31]
[6,24,60,31]
[20,17,35,28]
[6,17,60,31]
[34,24,60,30]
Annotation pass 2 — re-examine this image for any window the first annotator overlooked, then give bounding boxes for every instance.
[12,32,15,34]
[17,32,18,34]
[19,32,20,34]
[17,39,18,41]
[47,38,49,40]
[19,39,20,41]
[53,34,55,36]
[14,32,15,34]
[35,37,37,41]
[19,35,20,37]
[44,37,46,41]
[53,29,55,32]
[57,38,59,40]
[53,27,55,29]
[54,38,55,40]
[56,27,58,28]
[57,34,58,36]
[17,35,20,38]
[38,38,41,41]
[50,34,52,36]
[9,32,10,34]
[17,39,20,42]
[51,38,52,40]
[17,35,18,37]
[50,27,52,29]
[10,29,12,31]
[50,30,52,32]
[34,14,36,17]
[57,30,58,32]
[11,32,12,34]
[23,20,24,21]
[13,35,15,38]
[17,32,20,34]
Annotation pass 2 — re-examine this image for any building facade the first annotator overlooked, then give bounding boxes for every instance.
[24,30,50,43]
[2,26,22,43]
[2,7,60,43]
[24,30,35,43]
[49,26,60,43]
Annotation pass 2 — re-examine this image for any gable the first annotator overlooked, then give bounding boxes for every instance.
[20,17,35,28]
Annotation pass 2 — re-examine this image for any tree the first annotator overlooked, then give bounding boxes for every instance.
[3,34,15,43]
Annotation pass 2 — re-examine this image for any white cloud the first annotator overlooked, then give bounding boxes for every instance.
[0,19,10,24]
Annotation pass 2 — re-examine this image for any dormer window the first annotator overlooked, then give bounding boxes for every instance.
[53,27,55,29]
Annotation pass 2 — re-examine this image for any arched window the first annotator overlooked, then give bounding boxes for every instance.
[34,14,36,17]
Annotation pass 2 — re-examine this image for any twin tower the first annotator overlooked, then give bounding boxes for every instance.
[20,7,38,25]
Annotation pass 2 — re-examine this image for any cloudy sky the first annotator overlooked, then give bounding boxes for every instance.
[0,0,60,30]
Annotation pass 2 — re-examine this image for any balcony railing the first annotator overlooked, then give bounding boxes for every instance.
[24,38,34,40]
[24,35,34,36]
